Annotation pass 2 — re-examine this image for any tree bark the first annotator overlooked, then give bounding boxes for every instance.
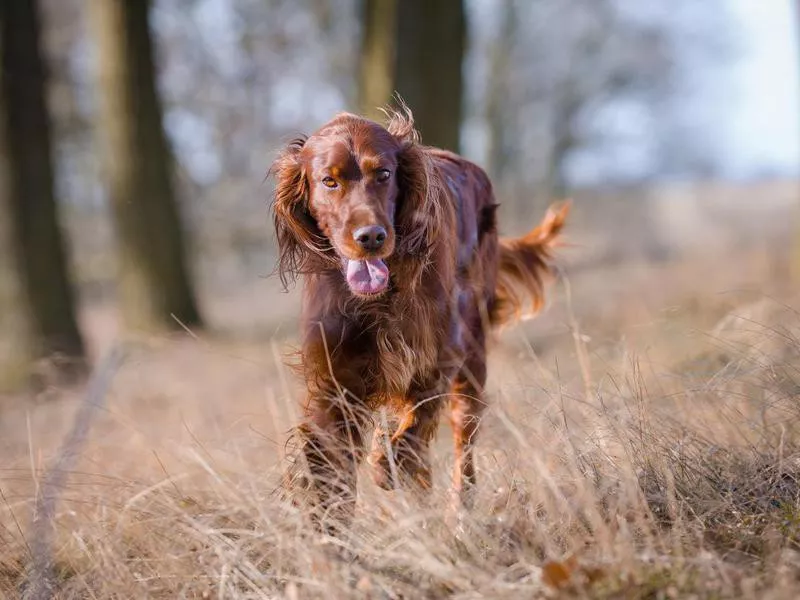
[394,0,466,152]
[0,0,86,387]
[358,0,397,121]
[89,0,202,332]
[356,0,466,151]
[0,101,35,390]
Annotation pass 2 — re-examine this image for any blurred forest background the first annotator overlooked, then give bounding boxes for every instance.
[0,0,797,387]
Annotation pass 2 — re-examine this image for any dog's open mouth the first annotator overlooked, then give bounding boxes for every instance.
[345,258,389,296]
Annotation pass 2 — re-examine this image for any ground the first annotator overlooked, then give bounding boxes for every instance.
[2,199,800,597]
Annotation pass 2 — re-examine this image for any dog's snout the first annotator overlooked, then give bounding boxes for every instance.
[353,225,387,251]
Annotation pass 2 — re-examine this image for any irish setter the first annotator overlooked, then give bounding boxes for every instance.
[271,108,567,526]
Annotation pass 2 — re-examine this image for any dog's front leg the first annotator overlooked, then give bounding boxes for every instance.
[286,393,368,532]
[283,321,372,533]
[370,373,450,493]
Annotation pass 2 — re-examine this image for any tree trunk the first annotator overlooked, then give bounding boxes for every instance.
[89,0,202,332]
[0,101,35,390]
[358,0,397,121]
[0,0,86,386]
[394,0,465,151]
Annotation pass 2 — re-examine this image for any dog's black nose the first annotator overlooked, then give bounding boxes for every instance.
[353,225,387,251]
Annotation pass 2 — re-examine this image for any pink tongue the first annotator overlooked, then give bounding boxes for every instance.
[345,258,389,295]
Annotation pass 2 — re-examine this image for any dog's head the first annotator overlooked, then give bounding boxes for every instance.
[270,109,434,298]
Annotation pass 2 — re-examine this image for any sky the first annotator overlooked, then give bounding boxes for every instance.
[720,0,798,177]
[568,0,800,184]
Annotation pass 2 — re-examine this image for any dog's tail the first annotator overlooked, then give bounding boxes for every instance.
[489,202,569,329]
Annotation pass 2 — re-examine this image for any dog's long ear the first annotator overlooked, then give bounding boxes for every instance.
[386,106,443,256]
[269,136,324,288]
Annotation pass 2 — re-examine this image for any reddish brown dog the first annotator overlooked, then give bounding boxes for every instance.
[271,108,567,525]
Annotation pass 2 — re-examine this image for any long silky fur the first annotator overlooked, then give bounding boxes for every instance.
[270,136,339,289]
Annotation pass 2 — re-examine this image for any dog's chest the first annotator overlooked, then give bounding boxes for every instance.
[369,305,441,395]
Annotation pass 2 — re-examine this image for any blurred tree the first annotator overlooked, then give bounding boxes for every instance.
[395,0,465,151]
[480,0,693,206]
[89,0,202,332]
[358,0,396,121]
[0,0,86,388]
[358,0,466,151]
[542,0,671,199]
[0,103,35,390]
[485,0,517,191]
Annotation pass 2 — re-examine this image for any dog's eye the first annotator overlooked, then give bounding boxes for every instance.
[376,169,392,183]
[322,177,338,189]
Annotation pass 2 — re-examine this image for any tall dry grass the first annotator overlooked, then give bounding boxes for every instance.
[2,280,800,597]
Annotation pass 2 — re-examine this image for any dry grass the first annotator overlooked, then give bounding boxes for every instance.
[2,250,800,598]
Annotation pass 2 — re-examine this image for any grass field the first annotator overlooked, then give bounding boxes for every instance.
[2,190,800,598]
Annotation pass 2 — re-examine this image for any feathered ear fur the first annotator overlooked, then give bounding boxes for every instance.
[384,105,443,256]
[269,136,326,289]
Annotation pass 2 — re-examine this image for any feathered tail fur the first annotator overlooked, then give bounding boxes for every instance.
[490,202,570,328]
